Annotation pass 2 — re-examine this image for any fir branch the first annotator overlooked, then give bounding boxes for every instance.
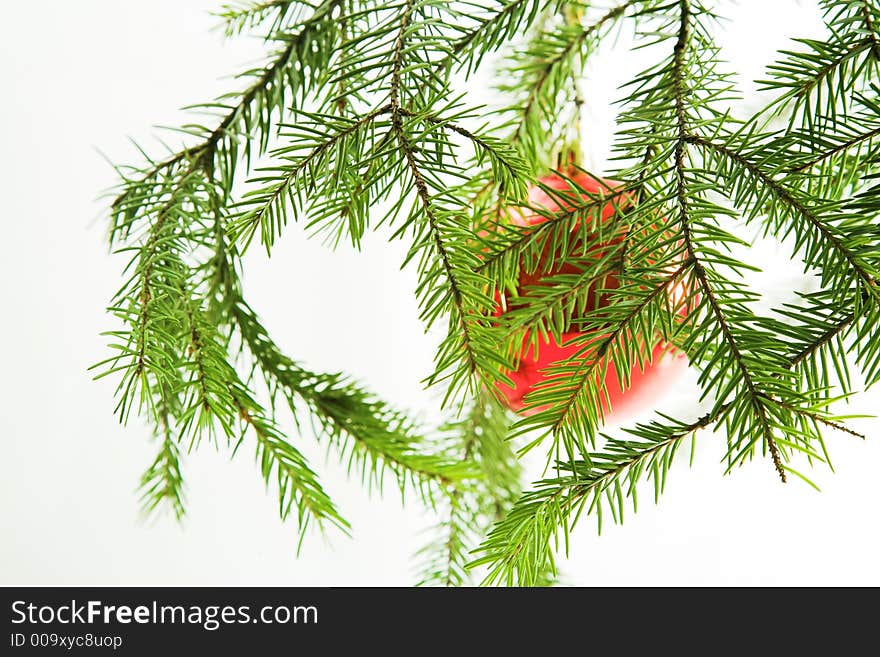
[186,287,347,536]
[138,410,186,520]
[472,1,880,584]
[112,148,205,215]
[496,253,620,340]
[473,307,869,585]
[396,124,481,378]
[474,184,633,276]
[229,299,470,496]
[686,134,879,301]
[100,0,880,586]
[513,260,691,458]
[759,0,879,123]
[184,317,214,439]
[235,400,348,537]
[762,36,875,116]
[441,0,544,72]
[500,0,641,168]
[399,107,531,198]
[764,395,866,440]
[472,414,703,586]
[112,0,344,225]
[416,390,523,587]
[230,104,393,251]
[788,310,856,369]
[518,1,637,127]
[131,195,183,382]
[99,167,208,425]
[553,262,688,427]
[418,412,482,588]
[387,3,489,389]
[670,0,786,480]
[789,123,880,173]
[672,171,787,479]
[685,308,863,449]
[217,0,300,35]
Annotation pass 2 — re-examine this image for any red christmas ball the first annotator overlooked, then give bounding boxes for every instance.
[493,171,687,418]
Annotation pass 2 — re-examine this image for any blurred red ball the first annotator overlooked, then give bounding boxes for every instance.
[493,171,687,418]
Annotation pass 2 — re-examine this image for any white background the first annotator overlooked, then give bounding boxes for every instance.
[1,0,878,586]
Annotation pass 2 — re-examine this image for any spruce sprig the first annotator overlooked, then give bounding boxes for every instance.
[100,0,880,585]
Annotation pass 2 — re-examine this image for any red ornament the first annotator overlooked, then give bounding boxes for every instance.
[493,171,687,418]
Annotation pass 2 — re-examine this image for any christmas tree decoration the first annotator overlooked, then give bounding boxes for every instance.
[492,171,688,417]
[97,0,880,586]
